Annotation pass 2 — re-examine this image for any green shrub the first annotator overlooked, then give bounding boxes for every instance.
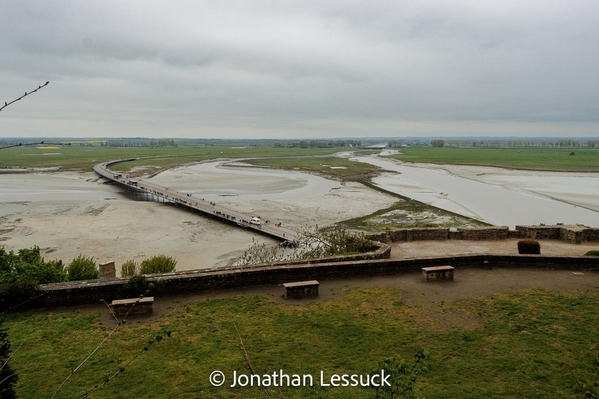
[0,246,66,284]
[121,260,138,277]
[140,255,177,275]
[583,250,599,257]
[29,260,67,284]
[518,240,541,255]
[67,255,99,281]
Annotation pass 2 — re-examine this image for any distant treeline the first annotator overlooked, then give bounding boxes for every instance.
[444,139,599,148]
[275,139,362,148]
[1,137,369,148]
[100,139,177,147]
[102,138,363,148]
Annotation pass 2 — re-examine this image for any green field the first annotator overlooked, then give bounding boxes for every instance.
[4,287,598,398]
[3,144,599,173]
[390,147,599,172]
[0,146,357,174]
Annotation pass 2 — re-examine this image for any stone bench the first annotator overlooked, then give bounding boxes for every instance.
[422,266,454,282]
[111,296,154,317]
[283,280,320,299]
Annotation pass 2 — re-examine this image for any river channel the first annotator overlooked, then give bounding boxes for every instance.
[350,154,599,228]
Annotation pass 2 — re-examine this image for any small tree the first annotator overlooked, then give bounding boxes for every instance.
[140,255,177,275]
[67,255,99,281]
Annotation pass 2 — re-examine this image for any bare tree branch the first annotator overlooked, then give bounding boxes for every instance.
[233,319,272,399]
[51,298,143,398]
[0,82,49,113]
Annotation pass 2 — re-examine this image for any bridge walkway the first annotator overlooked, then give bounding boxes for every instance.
[94,159,299,242]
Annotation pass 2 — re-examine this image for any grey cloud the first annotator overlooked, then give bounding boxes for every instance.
[1,0,599,138]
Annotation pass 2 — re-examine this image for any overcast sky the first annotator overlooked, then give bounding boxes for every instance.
[1,1,598,139]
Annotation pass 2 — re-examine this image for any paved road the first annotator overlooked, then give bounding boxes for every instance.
[94,159,299,241]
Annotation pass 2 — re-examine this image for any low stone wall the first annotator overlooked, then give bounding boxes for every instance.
[18,225,599,309]
[36,253,599,308]
[371,225,599,244]
[516,225,562,240]
[457,226,509,240]
[368,227,449,243]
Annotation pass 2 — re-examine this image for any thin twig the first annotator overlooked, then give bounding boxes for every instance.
[51,297,142,398]
[232,319,272,399]
[80,345,147,398]
[0,341,23,374]
[0,293,44,316]
[0,82,49,112]
[0,371,18,387]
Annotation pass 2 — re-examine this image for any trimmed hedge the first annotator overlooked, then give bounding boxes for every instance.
[583,250,599,257]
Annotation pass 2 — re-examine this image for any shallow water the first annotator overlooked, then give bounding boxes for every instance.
[353,155,599,228]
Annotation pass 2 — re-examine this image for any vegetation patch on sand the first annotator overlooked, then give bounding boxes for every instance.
[242,156,379,179]
[337,179,488,231]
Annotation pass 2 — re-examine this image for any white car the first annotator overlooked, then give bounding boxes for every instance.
[250,217,261,225]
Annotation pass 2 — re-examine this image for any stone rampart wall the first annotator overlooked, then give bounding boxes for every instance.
[457,226,509,240]
[370,225,599,244]
[35,253,599,308]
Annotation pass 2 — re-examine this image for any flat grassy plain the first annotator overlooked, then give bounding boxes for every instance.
[4,286,599,398]
[390,147,599,171]
[0,146,355,174]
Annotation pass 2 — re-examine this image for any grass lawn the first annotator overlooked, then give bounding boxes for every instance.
[390,147,599,172]
[4,286,598,398]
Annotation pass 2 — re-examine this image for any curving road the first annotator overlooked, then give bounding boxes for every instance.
[93,159,299,242]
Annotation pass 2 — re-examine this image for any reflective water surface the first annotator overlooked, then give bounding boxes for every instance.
[352,155,599,228]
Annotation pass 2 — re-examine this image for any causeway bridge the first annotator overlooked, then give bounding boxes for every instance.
[94,159,299,242]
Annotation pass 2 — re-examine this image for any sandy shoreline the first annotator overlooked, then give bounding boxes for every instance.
[0,165,396,275]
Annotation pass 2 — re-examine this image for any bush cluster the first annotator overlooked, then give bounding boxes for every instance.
[0,246,66,285]
[583,250,599,257]
[66,255,99,281]
[121,255,177,277]
[517,240,541,255]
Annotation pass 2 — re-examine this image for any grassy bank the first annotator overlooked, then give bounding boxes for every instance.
[242,156,378,179]
[390,147,599,172]
[4,286,598,398]
[338,179,488,230]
